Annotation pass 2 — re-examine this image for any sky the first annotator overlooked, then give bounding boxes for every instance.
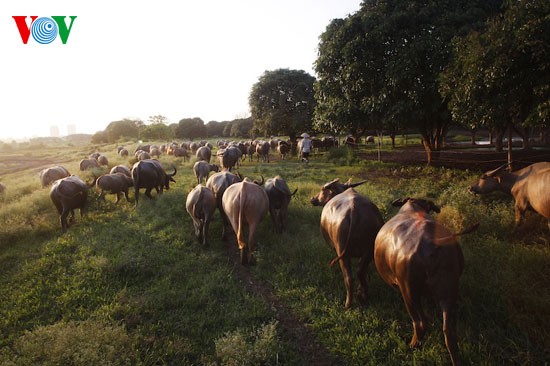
[0,1,362,140]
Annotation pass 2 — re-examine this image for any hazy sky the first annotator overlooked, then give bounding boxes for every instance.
[0,1,361,140]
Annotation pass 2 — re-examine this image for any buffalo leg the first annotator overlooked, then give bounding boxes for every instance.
[145,188,154,199]
[269,207,279,233]
[203,216,211,247]
[441,301,461,366]
[337,258,353,309]
[115,192,121,204]
[356,254,370,304]
[401,288,427,349]
[123,189,130,202]
[60,209,70,233]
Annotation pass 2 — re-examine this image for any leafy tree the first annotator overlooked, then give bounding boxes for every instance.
[175,117,207,140]
[105,119,141,142]
[440,0,549,151]
[91,130,108,144]
[140,123,173,140]
[206,120,227,138]
[315,0,502,163]
[147,114,169,125]
[249,69,316,142]
[230,118,254,138]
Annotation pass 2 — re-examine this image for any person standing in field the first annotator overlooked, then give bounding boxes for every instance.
[300,133,313,163]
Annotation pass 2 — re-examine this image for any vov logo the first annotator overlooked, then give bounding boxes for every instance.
[12,16,77,44]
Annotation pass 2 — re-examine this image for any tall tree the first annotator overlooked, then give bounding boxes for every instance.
[249,69,316,142]
[440,0,549,151]
[315,0,502,163]
[105,119,141,142]
[175,117,207,140]
[147,115,169,125]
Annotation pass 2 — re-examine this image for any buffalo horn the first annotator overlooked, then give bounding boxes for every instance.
[168,164,177,177]
[290,188,298,196]
[348,180,367,188]
[486,162,511,177]
[323,178,340,189]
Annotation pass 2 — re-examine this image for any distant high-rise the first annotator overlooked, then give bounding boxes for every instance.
[67,124,76,135]
[50,125,60,137]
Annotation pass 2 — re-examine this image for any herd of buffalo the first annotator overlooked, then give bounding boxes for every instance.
[27,140,550,365]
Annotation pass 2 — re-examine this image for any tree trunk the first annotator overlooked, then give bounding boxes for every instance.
[470,129,477,146]
[421,132,435,165]
[507,124,513,170]
[513,126,531,150]
[494,129,505,152]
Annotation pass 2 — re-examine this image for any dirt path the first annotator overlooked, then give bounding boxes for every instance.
[225,242,337,366]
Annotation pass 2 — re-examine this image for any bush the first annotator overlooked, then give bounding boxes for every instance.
[8,320,138,366]
[206,321,280,366]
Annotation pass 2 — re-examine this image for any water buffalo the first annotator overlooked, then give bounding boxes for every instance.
[173,147,189,161]
[193,161,219,185]
[374,198,478,366]
[265,176,297,233]
[206,170,242,240]
[95,173,133,207]
[150,147,161,158]
[40,166,71,187]
[97,155,109,166]
[218,146,241,171]
[311,178,384,309]
[186,185,216,246]
[79,158,100,171]
[50,175,88,233]
[222,179,269,265]
[196,146,212,162]
[256,141,270,163]
[135,144,151,153]
[468,162,550,228]
[119,148,129,157]
[131,159,177,206]
[277,141,290,160]
[110,165,131,177]
[89,152,101,160]
[137,151,151,161]
[247,143,256,162]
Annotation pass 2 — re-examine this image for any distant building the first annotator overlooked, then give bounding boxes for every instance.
[50,125,59,137]
[67,124,76,135]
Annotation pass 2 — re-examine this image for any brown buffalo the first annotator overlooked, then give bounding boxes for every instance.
[256,141,270,163]
[50,175,88,233]
[97,155,109,166]
[186,185,216,246]
[40,166,71,187]
[206,170,242,240]
[276,141,290,160]
[265,176,297,233]
[95,173,133,207]
[469,162,550,228]
[218,146,241,171]
[118,148,129,157]
[311,178,384,309]
[222,179,269,265]
[374,198,478,366]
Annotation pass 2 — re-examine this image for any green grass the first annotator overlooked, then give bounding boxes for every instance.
[0,142,549,365]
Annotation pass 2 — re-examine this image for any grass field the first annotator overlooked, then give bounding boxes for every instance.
[0,140,549,365]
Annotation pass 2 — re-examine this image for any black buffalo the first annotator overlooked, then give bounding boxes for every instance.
[50,175,88,233]
[131,159,177,206]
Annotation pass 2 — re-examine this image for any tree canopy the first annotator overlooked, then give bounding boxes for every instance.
[175,117,207,140]
[440,0,549,150]
[314,0,503,162]
[249,68,316,141]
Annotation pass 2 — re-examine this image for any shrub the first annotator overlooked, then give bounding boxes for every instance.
[9,320,138,366]
[207,320,280,366]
